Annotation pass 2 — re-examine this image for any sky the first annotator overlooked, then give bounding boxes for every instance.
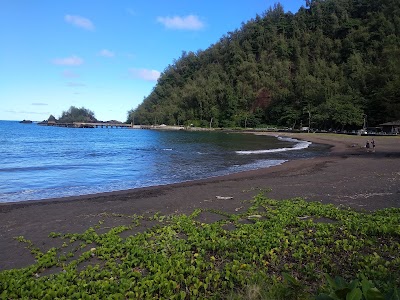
[0,0,305,122]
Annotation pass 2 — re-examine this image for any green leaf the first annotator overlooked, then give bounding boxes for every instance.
[316,294,336,300]
[349,279,359,290]
[365,287,384,300]
[385,287,400,300]
[335,288,351,299]
[282,272,298,286]
[179,291,186,299]
[325,274,338,290]
[346,288,362,300]
[335,276,348,289]
[362,278,373,296]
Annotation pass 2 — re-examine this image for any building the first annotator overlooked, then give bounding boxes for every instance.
[379,121,400,134]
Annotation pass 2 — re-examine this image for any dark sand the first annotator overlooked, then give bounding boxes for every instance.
[1,133,399,270]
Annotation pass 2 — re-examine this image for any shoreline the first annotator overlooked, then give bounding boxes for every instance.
[0,132,318,206]
[0,133,399,270]
[0,132,392,208]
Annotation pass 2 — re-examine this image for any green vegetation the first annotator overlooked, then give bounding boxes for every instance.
[47,114,57,123]
[128,0,400,130]
[1,195,399,299]
[48,106,97,123]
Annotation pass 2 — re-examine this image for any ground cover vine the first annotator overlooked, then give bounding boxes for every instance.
[1,194,399,299]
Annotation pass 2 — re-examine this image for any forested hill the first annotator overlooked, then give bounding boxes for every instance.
[128,0,400,129]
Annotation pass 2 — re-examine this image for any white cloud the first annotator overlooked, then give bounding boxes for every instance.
[99,49,115,57]
[52,56,84,66]
[31,103,48,106]
[65,14,94,31]
[5,110,50,115]
[130,68,160,81]
[157,15,204,30]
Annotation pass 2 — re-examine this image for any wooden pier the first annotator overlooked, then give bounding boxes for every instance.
[37,122,187,130]
[74,122,136,128]
[38,122,139,129]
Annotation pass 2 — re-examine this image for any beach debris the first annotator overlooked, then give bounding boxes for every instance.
[215,196,233,200]
[235,206,244,211]
[247,214,262,219]
[342,192,393,199]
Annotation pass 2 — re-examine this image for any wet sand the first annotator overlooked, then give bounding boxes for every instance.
[1,133,399,270]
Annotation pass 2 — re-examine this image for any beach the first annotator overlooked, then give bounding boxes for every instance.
[1,133,399,271]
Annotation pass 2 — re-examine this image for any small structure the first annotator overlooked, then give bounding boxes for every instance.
[379,121,400,134]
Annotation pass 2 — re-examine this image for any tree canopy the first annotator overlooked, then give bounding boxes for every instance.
[57,106,97,123]
[127,0,400,130]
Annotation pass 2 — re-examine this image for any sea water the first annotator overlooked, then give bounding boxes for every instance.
[0,121,328,203]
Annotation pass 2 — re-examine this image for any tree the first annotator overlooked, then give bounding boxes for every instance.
[48,115,57,123]
[126,0,400,128]
[58,106,97,123]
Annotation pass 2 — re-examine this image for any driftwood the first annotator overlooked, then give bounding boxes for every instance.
[215,196,233,200]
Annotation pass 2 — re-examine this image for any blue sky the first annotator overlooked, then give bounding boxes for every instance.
[0,0,305,122]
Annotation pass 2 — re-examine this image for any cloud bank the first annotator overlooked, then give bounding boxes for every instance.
[31,103,48,106]
[65,14,94,31]
[52,56,84,66]
[130,68,160,81]
[157,15,204,30]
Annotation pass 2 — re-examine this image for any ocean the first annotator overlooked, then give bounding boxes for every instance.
[0,121,328,203]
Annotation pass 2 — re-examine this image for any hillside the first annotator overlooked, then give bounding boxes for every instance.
[127,0,400,130]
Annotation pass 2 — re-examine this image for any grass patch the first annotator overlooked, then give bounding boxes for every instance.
[1,194,399,299]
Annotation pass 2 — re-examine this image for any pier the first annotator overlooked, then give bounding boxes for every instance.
[38,121,139,129]
[74,122,136,129]
[37,121,190,131]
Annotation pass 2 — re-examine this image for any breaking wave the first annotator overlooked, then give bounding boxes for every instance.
[236,136,311,155]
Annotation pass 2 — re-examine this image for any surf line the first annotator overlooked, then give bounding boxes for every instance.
[235,136,311,155]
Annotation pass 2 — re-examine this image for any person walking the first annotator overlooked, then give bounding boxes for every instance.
[366,140,370,152]
[371,139,375,152]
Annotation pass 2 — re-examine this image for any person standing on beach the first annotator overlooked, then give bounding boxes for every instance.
[366,140,370,152]
[371,139,375,152]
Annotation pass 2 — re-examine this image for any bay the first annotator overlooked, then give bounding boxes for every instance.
[0,121,328,203]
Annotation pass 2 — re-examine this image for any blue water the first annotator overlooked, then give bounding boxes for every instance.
[0,121,328,203]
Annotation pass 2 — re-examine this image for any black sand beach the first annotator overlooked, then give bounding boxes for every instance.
[1,133,399,270]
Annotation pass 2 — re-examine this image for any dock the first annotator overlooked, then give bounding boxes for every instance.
[37,122,186,130]
[38,122,138,129]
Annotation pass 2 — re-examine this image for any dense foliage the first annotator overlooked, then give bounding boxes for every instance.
[47,115,57,123]
[57,106,97,123]
[128,0,400,130]
[1,195,399,299]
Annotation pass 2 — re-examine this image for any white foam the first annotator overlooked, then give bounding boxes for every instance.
[236,136,311,155]
[228,159,287,172]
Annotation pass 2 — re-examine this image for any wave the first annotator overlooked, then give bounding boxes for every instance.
[226,159,287,173]
[236,136,311,155]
